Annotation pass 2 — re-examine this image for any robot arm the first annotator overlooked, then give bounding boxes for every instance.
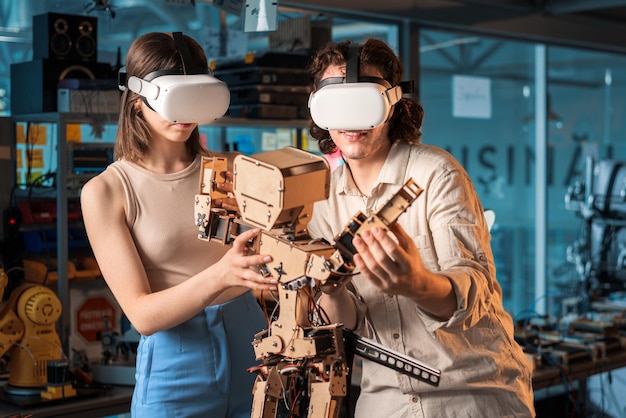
[0,268,24,359]
[0,267,75,399]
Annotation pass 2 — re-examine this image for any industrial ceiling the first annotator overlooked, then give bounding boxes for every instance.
[2,1,626,52]
[2,0,626,94]
[285,0,626,54]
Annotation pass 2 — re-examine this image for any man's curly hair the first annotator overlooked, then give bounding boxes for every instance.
[308,38,424,155]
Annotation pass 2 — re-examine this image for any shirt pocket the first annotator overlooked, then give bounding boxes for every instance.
[411,232,440,272]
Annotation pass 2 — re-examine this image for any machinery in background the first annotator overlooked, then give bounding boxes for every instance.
[565,157,626,312]
[0,267,76,400]
[514,312,626,374]
[194,147,440,418]
[91,315,139,386]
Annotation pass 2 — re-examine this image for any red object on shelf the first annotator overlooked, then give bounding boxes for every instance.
[19,201,56,223]
[18,200,83,223]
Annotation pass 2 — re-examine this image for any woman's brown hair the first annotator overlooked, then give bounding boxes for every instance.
[115,32,209,161]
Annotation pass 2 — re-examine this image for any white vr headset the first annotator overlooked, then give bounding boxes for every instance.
[308,43,412,131]
[118,32,230,125]
[308,77,402,130]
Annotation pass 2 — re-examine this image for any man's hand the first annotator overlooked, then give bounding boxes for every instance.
[352,223,456,320]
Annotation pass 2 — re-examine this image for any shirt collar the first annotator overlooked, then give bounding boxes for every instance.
[337,141,411,195]
[379,141,411,186]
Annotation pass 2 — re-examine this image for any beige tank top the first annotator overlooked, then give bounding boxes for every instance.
[108,155,228,292]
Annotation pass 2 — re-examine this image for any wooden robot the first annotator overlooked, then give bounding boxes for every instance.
[194,147,440,418]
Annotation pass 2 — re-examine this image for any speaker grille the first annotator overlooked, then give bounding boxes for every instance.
[33,13,98,63]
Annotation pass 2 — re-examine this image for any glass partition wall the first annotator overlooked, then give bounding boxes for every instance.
[418,30,537,318]
[418,28,626,321]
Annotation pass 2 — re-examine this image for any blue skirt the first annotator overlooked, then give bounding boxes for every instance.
[131,291,266,418]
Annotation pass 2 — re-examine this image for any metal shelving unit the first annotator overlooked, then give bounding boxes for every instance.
[11,112,118,355]
[11,112,309,355]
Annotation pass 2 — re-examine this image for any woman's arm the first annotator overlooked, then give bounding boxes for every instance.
[81,171,277,336]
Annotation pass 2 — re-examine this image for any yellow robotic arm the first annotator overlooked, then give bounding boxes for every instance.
[0,267,75,399]
[0,268,24,360]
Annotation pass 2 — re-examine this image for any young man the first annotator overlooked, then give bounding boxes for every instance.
[306,38,535,417]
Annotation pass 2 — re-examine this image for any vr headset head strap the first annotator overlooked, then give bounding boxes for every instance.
[118,67,128,90]
[171,31,205,75]
[317,75,392,90]
[346,43,359,83]
[344,41,414,95]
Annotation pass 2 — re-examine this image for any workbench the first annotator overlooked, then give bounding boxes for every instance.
[0,382,132,418]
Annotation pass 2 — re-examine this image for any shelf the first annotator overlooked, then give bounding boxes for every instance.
[11,112,119,356]
[14,187,81,199]
[13,113,307,128]
[12,112,120,123]
[208,117,309,129]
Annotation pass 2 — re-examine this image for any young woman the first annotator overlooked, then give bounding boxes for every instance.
[81,32,276,417]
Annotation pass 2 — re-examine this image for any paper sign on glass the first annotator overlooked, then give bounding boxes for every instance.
[452,75,492,119]
[244,0,277,32]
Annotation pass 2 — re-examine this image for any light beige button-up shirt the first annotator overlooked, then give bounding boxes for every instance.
[307,141,535,418]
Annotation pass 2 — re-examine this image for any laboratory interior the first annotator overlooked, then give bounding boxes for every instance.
[2,0,626,417]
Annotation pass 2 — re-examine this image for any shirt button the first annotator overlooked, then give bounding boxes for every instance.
[411,396,418,403]
[393,333,400,339]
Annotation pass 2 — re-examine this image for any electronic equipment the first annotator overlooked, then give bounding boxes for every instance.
[69,142,114,174]
[212,52,312,120]
[67,142,115,189]
[194,147,438,418]
[308,43,411,131]
[11,12,112,115]
[213,66,310,86]
[309,78,402,130]
[228,84,310,119]
[565,157,626,300]
[122,72,229,124]
[33,13,98,63]
[210,50,311,71]
[92,315,139,386]
[10,59,112,114]
[57,88,120,114]
[118,32,229,124]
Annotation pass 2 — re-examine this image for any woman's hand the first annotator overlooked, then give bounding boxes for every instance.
[219,228,278,291]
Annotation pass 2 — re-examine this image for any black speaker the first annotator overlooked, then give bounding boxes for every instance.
[10,59,112,114]
[33,13,98,63]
